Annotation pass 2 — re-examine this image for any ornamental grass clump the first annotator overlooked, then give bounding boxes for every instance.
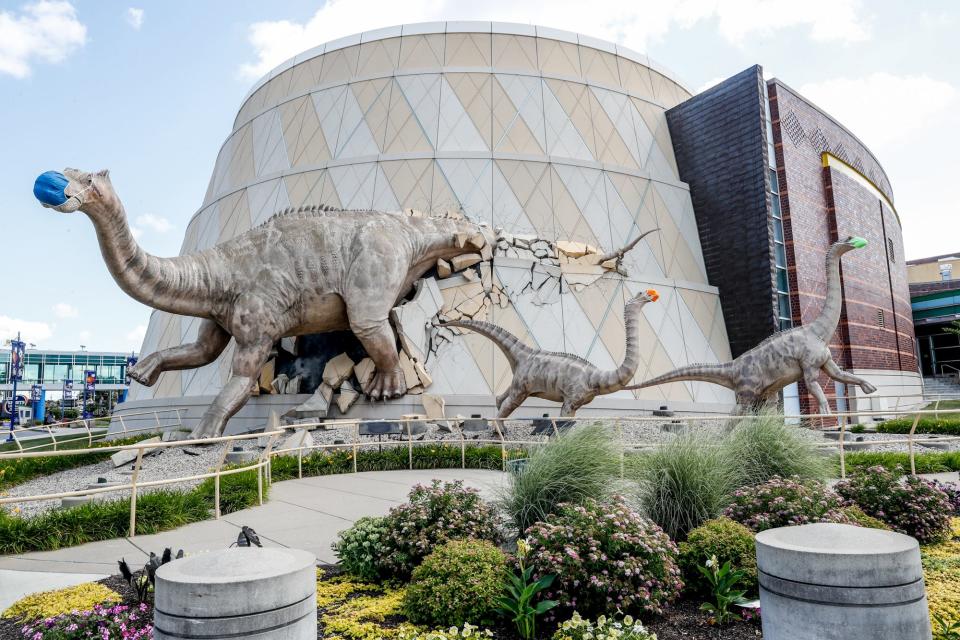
[836,465,952,543]
[16,602,153,639]
[723,476,848,532]
[525,496,683,620]
[678,517,757,596]
[629,432,738,540]
[498,422,621,535]
[379,480,501,578]
[404,539,508,628]
[722,410,830,486]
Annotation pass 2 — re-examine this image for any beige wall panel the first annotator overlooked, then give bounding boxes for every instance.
[550,166,601,246]
[287,56,324,96]
[382,159,433,212]
[430,162,460,215]
[279,96,331,167]
[262,68,294,110]
[462,330,496,393]
[649,71,687,109]
[226,125,255,195]
[236,83,268,128]
[382,78,434,154]
[356,37,400,76]
[217,190,252,243]
[587,90,638,169]
[352,78,393,151]
[319,45,360,85]
[497,160,555,238]
[537,38,580,77]
[489,298,538,393]
[579,47,619,86]
[631,97,679,177]
[283,170,326,207]
[492,34,538,71]
[680,289,732,361]
[546,79,597,159]
[399,34,445,69]
[605,173,664,266]
[447,73,492,149]
[445,32,491,67]
[617,58,655,102]
[492,76,545,155]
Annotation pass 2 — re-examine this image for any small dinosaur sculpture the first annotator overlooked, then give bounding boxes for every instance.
[441,289,659,417]
[34,168,497,438]
[626,236,877,414]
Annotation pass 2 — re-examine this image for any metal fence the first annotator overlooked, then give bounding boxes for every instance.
[1,396,959,538]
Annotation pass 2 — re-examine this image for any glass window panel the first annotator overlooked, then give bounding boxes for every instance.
[777,269,789,292]
[771,193,781,217]
[775,243,787,268]
[773,220,784,243]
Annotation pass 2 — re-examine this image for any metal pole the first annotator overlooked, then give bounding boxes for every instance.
[129,447,145,537]
[6,332,22,442]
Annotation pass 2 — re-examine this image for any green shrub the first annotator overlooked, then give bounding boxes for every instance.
[843,451,960,475]
[499,422,620,534]
[836,465,952,543]
[678,517,757,596]
[404,539,507,627]
[551,612,656,640]
[332,516,390,581]
[722,411,830,486]
[841,505,892,530]
[380,480,500,578]
[629,432,738,540]
[723,476,848,532]
[877,414,960,434]
[526,496,683,620]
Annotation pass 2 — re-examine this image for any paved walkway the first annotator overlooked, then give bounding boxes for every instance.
[0,468,505,608]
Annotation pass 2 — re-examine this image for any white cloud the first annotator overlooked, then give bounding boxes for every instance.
[126,7,143,30]
[0,1,87,78]
[125,324,147,345]
[52,302,78,319]
[0,315,54,344]
[799,73,958,151]
[134,213,173,234]
[78,330,91,342]
[239,0,871,79]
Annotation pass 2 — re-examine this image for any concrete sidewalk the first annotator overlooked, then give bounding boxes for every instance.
[0,468,505,580]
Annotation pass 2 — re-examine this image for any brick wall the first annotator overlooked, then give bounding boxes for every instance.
[667,66,777,357]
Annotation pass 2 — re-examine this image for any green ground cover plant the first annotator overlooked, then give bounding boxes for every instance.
[498,422,620,534]
[842,451,960,474]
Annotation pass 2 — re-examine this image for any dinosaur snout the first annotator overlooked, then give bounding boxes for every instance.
[646,289,660,302]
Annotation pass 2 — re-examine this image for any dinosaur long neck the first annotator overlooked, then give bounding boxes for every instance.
[85,200,211,318]
[808,244,846,343]
[597,300,643,393]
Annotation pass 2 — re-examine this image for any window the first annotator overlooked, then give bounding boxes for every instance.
[942,263,954,281]
[887,238,895,263]
[877,309,885,328]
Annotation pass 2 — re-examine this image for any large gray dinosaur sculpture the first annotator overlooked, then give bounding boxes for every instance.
[37,168,497,438]
[442,288,660,416]
[626,236,877,414]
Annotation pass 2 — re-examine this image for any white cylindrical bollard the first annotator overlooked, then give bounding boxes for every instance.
[154,548,316,639]
[756,523,931,640]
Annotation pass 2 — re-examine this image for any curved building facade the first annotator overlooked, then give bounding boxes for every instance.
[125,22,736,430]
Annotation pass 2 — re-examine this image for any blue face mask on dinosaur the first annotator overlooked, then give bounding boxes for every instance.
[33,171,91,209]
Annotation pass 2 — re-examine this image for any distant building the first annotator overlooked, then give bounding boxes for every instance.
[0,349,135,401]
[908,252,960,378]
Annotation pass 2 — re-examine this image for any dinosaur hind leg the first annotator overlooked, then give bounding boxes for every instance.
[190,339,273,439]
[822,358,877,394]
[128,319,229,386]
[352,319,406,401]
[803,366,831,416]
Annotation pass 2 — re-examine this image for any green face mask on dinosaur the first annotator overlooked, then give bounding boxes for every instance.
[849,236,868,249]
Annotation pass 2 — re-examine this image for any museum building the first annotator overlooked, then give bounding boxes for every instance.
[120,23,919,431]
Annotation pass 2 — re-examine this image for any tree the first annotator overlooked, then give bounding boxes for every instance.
[947,320,960,337]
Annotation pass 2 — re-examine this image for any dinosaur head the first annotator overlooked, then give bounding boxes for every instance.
[835,235,868,254]
[630,288,659,305]
[34,168,116,215]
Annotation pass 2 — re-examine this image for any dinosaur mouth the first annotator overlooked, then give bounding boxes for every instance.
[646,288,660,302]
[848,236,868,249]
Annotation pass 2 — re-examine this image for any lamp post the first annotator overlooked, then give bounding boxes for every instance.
[5,332,25,442]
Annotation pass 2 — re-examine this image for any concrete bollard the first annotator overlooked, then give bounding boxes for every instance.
[756,523,931,640]
[154,548,316,639]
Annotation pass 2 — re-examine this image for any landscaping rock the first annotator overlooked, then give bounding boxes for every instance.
[110,437,161,468]
[421,394,445,420]
[225,447,258,464]
[322,353,354,387]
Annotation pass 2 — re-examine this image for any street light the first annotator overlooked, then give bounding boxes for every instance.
[5,332,25,442]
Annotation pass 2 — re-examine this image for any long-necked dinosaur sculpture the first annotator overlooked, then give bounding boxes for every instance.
[441,289,659,416]
[34,168,499,438]
[625,236,877,413]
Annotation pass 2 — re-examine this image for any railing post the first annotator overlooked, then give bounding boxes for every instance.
[129,447,145,537]
[214,442,230,519]
[43,423,58,451]
[352,421,359,474]
[83,417,93,447]
[838,414,847,480]
[298,445,303,479]
[154,411,162,431]
[118,414,128,435]
[616,418,624,479]
[908,412,921,477]
[551,417,558,438]
[493,419,506,471]
[258,434,278,504]
[459,420,466,469]
[407,420,414,470]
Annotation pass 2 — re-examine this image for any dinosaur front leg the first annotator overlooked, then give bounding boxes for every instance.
[822,358,877,394]
[128,319,230,386]
[496,392,527,418]
[560,399,580,417]
[190,339,273,439]
[352,320,407,400]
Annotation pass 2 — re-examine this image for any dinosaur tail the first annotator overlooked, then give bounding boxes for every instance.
[439,319,531,369]
[623,362,736,390]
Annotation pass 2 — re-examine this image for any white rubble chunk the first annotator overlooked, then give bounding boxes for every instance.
[321,353,354,387]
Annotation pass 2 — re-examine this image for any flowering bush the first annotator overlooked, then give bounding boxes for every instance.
[2,583,120,621]
[723,476,848,532]
[332,516,390,581]
[404,539,507,628]
[397,623,494,640]
[17,602,153,639]
[551,612,656,640]
[932,480,960,515]
[836,465,952,543]
[379,480,500,578]
[525,496,682,620]
[679,517,757,596]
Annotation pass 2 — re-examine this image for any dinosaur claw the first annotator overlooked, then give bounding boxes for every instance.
[367,369,407,401]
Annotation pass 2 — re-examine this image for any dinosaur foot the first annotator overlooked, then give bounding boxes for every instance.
[860,381,878,394]
[367,368,407,401]
[127,355,161,386]
[189,419,224,441]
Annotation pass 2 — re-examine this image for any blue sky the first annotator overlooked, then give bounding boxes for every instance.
[0,0,957,351]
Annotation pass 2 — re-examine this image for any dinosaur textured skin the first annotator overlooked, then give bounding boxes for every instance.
[442,290,658,417]
[42,169,495,438]
[626,237,877,414]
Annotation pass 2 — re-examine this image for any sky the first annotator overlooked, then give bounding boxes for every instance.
[0,0,957,352]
